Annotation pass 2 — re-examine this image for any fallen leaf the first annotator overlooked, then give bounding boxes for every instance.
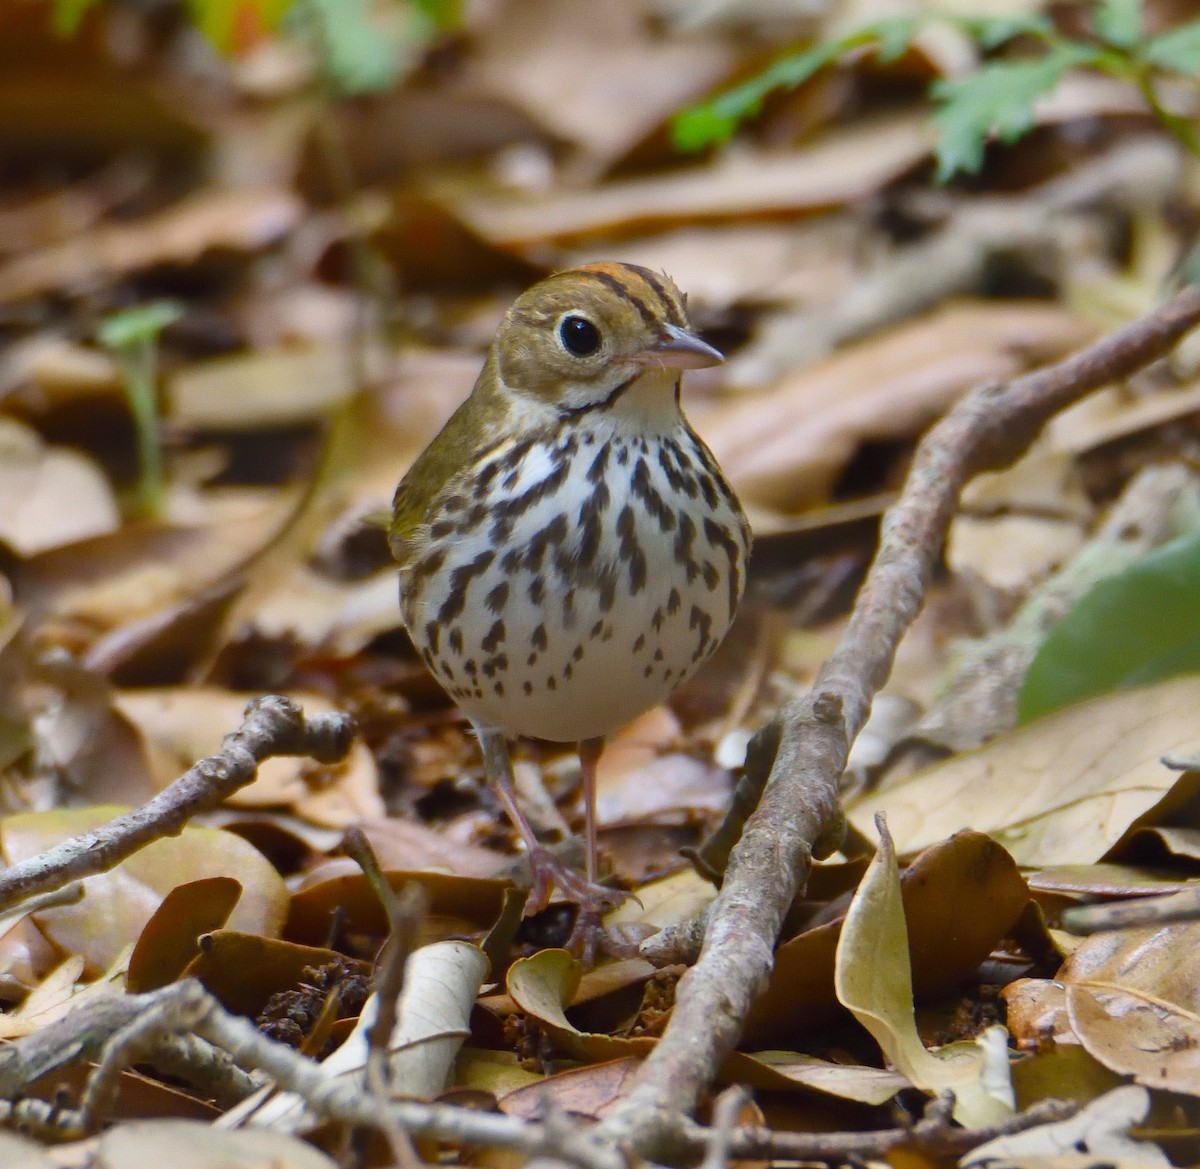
[0,418,119,556]
[962,1084,1167,1167]
[436,115,931,248]
[229,940,488,1131]
[834,818,1013,1127]
[96,1119,338,1168]
[1,806,288,974]
[114,688,384,827]
[709,301,1095,513]
[126,876,243,993]
[0,188,302,305]
[847,676,1200,865]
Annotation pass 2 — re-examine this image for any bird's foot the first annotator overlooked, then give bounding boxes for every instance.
[524,846,632,964]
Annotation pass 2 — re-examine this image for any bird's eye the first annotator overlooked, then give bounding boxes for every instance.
[559,315,601,357]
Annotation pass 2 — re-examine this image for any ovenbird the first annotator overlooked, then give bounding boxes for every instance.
[390,262,751,950]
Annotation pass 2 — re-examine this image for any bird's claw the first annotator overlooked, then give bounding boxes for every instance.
[524,846,632,964]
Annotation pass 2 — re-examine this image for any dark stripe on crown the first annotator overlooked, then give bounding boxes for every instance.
[636,267,686,328]
[586,268,661,331]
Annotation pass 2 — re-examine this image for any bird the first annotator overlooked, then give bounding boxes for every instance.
[390,262,751,954]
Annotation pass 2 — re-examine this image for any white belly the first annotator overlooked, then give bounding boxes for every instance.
[400,425,748,743]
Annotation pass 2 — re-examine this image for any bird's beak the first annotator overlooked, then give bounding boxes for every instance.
[631,323,724,370]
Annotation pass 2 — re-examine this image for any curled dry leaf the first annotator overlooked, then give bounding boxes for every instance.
[742,830,1028,1047]
[501,948,654,1072]
[125,876,243,993]
[228,940,489,1132]
[848,675,1200,866]
[834,821,1013,1128]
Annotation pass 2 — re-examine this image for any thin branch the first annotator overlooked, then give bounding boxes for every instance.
[688,1096,1078,1161]
[0,695,355,914]
[1062,886,1200,934]
[597,283,1200,1159]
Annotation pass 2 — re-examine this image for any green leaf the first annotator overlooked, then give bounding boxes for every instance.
[930,42,1097,181]
[957,15,1056,51]
[303,0,429,95]
[1144,21,1200,74]
[1018,527,1200,724]
[51,0,101,35]
[672,19,918,151]
[97,301,183,350]
[1093,0,1143,48]
[411,0,460,29]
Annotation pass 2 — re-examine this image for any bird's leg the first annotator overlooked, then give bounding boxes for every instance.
[475,726,628,938]
[578,736,604,885]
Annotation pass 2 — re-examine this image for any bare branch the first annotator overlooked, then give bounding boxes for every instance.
[0,695,355,914]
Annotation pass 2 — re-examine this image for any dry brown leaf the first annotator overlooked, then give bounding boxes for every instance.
[1066,984,1200,1097]
[16,505,288,633]
[0,188,302,305]
[0,418,119,556]
[167,344,374,430]
[742,830,1028,1048]
[0,806,288,975]
[707,301,1096,513]
[181,931,370,1018]
[500,1056,644,1121]
[353,817,510,879]
[114,688,384,827]
[465,0,733,167]
[435,114,931,248]
[125,876,243,993]
[847,676,1200,866]
[566,221,860,312]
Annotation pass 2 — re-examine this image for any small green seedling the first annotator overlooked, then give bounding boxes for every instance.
[97,301,183,520]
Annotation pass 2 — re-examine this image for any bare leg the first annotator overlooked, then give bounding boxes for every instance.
[578,736,604,885]
[475,725,627,930]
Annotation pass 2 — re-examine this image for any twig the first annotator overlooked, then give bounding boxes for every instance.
[343,827,429,1169]
[598,283,1200,1159]
[0,695,355,914]
[685,1096,1078,1161]
[1062,886,1200,934]
[67,980,626,1169]
[699,1086,748,1169]
[0,976,1074,1163]
[730,138,1182,383]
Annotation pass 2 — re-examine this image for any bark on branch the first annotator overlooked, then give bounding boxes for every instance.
[0,695,355,914]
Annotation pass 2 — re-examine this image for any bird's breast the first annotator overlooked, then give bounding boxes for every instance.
[399,424,749,743]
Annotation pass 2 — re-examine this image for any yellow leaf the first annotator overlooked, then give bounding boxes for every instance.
[834,816,1013,1127]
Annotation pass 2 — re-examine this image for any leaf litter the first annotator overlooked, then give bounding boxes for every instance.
[1,0,1200,1161]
